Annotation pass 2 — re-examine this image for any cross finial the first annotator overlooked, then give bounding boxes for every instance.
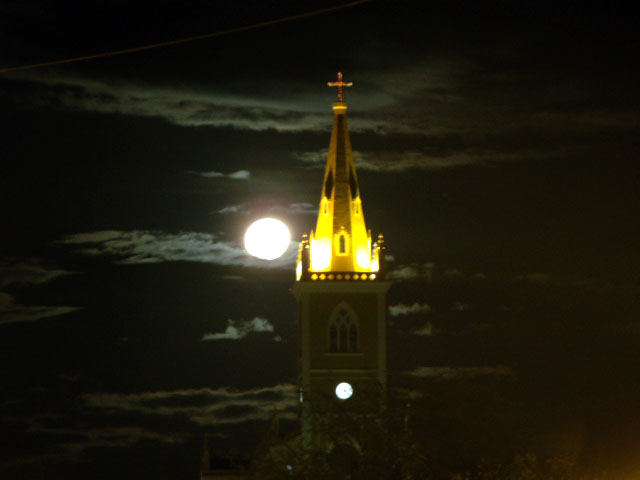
[327,72,353,102]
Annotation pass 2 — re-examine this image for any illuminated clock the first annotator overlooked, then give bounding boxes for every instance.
[335,382,353,400]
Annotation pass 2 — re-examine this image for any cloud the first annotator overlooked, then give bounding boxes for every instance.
[201,317,275,341]
[406,365,512,379]
[9,56,636,142]
[393,387,425,401]
[387,263,436,281]
[212,202,316,216]
[295,147,583,172]
[221,275,243,281]
[1,392,205,467]
[6,64,475,135]
[0,422,189,468]
[387,262,488,284]
[443,268,462,279]
[0,258,80,325]
[11,73,335,132]
[287,202,317,215]
[388,302,432,317]
[0,257,75,287]
[387,265,421,280]
[0,292,81,325]
[212,205,246,214]
[414,321,438,336]
[516,272,551,283]
[186,169,251,180]
[228,170,251,180]
[83,384,297,426]
[4,383,299,464]
[58,230,297,269]
[452,301,470,311]
[297,149,491,171]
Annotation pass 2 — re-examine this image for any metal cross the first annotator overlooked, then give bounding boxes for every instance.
[327,72,353,102]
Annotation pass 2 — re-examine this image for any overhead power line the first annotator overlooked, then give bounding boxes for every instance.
[0,0,371,74]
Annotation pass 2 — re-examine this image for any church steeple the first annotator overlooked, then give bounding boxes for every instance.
[293,75,390,440]
[296,73,384,279]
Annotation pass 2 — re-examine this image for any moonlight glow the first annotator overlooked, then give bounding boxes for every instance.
[244,218,291,260]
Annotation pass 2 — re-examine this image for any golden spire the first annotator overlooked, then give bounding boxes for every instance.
[296,73,384,281]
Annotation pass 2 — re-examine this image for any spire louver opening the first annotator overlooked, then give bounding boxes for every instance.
[349,167,358,199]
[324,173,334,199]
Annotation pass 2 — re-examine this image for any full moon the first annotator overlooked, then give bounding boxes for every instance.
[244,218,291,260]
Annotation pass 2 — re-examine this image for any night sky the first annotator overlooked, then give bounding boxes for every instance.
[1,1,639,479]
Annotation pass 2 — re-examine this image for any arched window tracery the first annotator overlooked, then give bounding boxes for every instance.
[329,324,338,352]
[328,305,359,353]
[349,324,357,353]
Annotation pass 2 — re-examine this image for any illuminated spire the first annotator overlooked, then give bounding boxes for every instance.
[296,73,384,280]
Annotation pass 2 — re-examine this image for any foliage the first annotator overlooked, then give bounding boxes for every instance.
[250,396,429,480]
[248,386,618,480]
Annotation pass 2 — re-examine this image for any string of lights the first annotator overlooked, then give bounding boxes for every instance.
[0,0,371,74]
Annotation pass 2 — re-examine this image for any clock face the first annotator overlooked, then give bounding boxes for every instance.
[335,382,353,400]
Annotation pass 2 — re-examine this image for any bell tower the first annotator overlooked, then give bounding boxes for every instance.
[293,73,391,435]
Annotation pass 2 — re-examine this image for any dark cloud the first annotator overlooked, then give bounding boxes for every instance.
[0,258,81,324]
[451,301,470,312]
[186,169,251,180]
[7,73,333,131]
[0,426,187,469]
[296,148,567,171]
[12,57,634,141]
[3,0,637,200]
[139,391,222,409]
[83,384,297,426]
[406,366,512,379]
[216,404,258,419]
[297,138,592,171]
[414,321,438,336]
[516,273,551,283]
[58,230,297,268]
[387,263,492,283]
[0,257,75,287]
[0,292,81,325]
[212,202,316,216]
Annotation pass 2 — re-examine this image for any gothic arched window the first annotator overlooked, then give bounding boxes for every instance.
[329,324,338,352]
[349,324,358,353]
[328,304,359,353]
[339,322,348,349]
